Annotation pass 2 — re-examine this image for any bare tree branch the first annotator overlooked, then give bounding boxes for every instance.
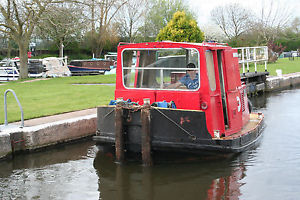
[211,3,252,40]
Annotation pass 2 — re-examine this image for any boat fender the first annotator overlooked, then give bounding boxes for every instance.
[109,99,138,106]
[151,101,176,109]
[168,101,176,109]
[248,98,252,113]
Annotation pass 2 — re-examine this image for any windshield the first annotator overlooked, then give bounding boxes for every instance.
[122,48,200,90]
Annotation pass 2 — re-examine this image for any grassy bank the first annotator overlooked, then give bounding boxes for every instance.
[241,57,300,75]
[0,75,116,124]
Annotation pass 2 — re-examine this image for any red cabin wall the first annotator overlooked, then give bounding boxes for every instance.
[222,49,243,135]
[201,48,226,136]
[114,42,250,138]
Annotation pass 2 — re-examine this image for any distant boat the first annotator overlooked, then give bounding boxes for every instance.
[0,65,19,82]
[68,59,116,75]
[0,59,46,82]
[104,52,117,61]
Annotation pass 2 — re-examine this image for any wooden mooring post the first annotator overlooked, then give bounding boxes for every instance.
[115,105,125,163]
[141,105,153,166]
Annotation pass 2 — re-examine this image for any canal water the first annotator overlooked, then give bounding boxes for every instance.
[1,87,300,200]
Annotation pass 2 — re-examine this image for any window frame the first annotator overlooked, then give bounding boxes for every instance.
[205,50,217,91]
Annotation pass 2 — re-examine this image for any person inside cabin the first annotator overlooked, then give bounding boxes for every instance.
[165,63,199,89]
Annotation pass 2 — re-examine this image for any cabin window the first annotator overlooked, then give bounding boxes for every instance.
[205,50,216,91]
[122,48,200,90]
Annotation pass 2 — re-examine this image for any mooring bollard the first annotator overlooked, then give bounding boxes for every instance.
[115,105,124,163]
[141,104,153,166]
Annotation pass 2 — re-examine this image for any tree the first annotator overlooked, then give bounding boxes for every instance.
[82,0,127,57]
[249,0,292,45]
[116,0,147,43]
[38,3,85,57]
[156,11,204,42]
[0,0,58,79]
[290,17,300,34]
[274,17,300,52]
[201,24,225,42]
[267,40,286,62]
[210,3,252,41]
[140,0,193,41]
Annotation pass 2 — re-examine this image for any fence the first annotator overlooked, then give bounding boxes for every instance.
[234,46,268,74]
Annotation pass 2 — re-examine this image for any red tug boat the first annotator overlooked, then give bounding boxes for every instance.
[94,41,264,165]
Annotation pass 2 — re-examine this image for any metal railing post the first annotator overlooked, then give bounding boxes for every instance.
[4,89,24,128]
[234,46,268,74]
[254,48,257,73]
[246,48,250,72]
[264,47,268,72]
[241,48,245,75]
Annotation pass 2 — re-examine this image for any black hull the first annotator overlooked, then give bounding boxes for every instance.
[94,106,264,156]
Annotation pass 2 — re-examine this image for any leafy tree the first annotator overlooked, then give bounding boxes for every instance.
[138,0,193,41]
[156,11,204,42]
[274,17,300,52]
[0,0,58,79]
[267,40,286,62]
[37,3,85,57]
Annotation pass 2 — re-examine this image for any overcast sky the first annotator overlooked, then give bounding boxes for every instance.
[188,0,300,26]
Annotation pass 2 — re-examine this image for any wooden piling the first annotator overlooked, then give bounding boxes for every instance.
[115,105,124,163]
[141,105,153,166]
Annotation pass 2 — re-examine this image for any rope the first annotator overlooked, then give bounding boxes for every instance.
[103,108,115,119]
[103,104,142,119]
[153,107,197,141]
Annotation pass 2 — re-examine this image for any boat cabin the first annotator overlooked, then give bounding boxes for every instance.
[115,42,250,138]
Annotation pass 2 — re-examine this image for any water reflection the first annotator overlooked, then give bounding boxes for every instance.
[0,140,95,178]
[0,141,99,200]
[93,149,256,200]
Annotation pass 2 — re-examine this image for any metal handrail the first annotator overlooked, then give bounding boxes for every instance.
[4,89,24,128]
[234,46,268,74]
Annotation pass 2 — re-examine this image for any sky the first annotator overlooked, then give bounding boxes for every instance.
[188,0,300,26]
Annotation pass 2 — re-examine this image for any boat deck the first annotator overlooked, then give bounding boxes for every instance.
[223,113,264,140]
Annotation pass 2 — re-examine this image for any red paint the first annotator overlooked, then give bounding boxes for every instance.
[115,42,250,137]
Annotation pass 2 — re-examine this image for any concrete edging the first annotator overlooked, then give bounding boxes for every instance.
[0,132,12,160]
[265,72,300,92]
[246,72,300,95]
[0,114,96,160]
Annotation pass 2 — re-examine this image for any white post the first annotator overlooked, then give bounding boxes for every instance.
[264,47,268,72]
[242,48,245,75]
[254,48,257,73]
[64,56,68,67]
[246,48,250,72]
[61,43,64,58]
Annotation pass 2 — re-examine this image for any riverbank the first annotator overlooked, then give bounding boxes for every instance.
[246,72,300,95]
[266,72,300,91]
[0,108,96,160]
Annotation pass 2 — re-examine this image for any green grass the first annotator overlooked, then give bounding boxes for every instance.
[240,57,300,76]
[0,74,116,124]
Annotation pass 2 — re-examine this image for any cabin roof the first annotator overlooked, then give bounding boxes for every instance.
[118,41,229,49]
